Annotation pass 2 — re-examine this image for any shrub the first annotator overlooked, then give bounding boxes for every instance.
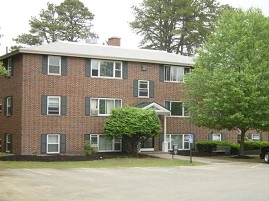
[196,141,239,155]
[83,140,96,156]
[244,141,269,150]
[196,141,269,155]
[196,141,215,153]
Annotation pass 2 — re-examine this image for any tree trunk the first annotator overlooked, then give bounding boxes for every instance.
[239,131,245,156]
[122,135,140,155]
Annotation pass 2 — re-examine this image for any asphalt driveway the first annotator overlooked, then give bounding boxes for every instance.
[0,159,268,201]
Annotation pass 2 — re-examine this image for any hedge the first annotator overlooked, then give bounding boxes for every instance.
[244,141,269,150]
[196,141,269,155]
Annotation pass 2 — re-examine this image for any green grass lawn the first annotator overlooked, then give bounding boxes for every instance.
[0,157,202,169]
[212,154,262,163]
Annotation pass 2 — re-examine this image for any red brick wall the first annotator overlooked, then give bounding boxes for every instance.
[0,53,267,155]
[0,54,23,154]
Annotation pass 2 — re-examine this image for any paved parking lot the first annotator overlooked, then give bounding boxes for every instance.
[0,159,268,201]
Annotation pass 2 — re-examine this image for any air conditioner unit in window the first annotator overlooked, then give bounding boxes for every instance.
[141,64,148,71]
[91,109,98,115]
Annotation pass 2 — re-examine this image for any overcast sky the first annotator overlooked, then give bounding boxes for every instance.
[0,0,268,55]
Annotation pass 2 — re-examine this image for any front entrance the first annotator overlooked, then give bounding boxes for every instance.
[140,137,154,152]
[134,102,171,152]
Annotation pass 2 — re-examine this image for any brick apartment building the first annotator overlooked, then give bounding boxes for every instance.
[0,37,267,155]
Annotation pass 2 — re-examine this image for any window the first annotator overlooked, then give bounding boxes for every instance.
[41,134,66,154]
[164,65,190,82]
[91,59,122,78]
[90,98,122,116]
[166,134,191,150]
[5,134,11,152]
[90,134,98,152]
[47,134,60,153]
[114,138,122,151]
[251,133,261,141]
[99,135,113,151]
[42,55,67,76]
[41,95,67,116]
[87,134,121,152]
[5,96,12,116]
[48,56,61,75]
[133,80,154,98]
[212,133,221,141]
[47,96,61,115]
[140,137,154,149]
[138,80,149,98]
[7,58,13,76]
[0,99,2,113]
[165,101,189,117]
[209,133,224,141]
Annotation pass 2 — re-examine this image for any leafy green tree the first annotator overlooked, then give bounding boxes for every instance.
[0,62,7,75]
[184,8,269,155]
[104,106,162,154]
[14,0,96,47]
[130,0,230,56]
[0,30,7,75]
[9,45,24,52]
[57,0,96,41]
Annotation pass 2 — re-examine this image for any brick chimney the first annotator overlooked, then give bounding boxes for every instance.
[107,37,121,46]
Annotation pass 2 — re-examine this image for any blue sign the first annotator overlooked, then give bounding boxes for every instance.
[188,134,193,143]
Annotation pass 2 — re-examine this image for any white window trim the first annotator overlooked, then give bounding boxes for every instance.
[164,65,190,83]
[90,98,122,116]
[138,80,149,98]
[5,134,11,152]
[7,58,12,76]
[91,59,122,79]
[166,134,190,150]
[90,134,122,152]
[251,133,260,141]
[48,56,61,76]
[169,101,189,117]
[6,97,12,116]
[47,134,60,154]
[212,133,222,141]
[90,134,99,149]
[47,96,61,115]
[113,138,122,151]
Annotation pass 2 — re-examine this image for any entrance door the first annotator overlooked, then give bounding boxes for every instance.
[140,137,154,152]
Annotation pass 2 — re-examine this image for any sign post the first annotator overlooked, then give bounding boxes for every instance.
[188,134,193,164]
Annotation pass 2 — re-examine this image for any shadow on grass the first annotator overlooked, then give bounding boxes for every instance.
[0,152,154,162]
[209,154,262,163]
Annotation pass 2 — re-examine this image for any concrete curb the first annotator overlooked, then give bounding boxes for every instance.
[145,152,232,164]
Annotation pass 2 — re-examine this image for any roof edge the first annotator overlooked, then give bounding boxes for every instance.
[17,49,193,66]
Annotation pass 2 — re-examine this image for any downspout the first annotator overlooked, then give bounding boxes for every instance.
[162,115,168,152]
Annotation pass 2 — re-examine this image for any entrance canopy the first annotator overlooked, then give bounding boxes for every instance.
[135,102,170,116]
